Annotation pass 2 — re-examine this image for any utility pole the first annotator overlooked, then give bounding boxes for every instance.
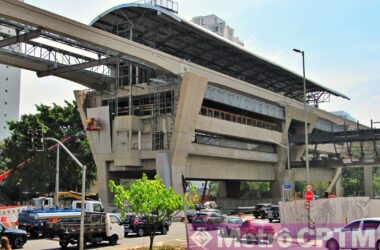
[55,144,60,207]
[45,137,86,250]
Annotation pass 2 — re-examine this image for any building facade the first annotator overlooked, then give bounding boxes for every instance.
[192,14,244,46]
[0,25,21,141]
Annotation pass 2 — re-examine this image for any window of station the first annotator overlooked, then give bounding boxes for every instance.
[200,100,282,132]
[103,91,174,117]
[194,132,276,153]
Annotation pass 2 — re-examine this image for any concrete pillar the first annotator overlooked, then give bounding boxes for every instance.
[335,175,343,197]
[364,167,374,198]
[169,72,208,194]
[96,161,111,208]
[218,181,227,198]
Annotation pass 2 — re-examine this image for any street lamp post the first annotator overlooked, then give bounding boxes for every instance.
[293,49,310,183]
[55,144,60,208]
[45,137,86,250]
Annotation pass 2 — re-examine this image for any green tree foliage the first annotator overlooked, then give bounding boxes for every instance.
[109,174,197,250]
[373,167,380,197]
[207,181,219,198]
[240,181,271,198]
[0,101,96,201]
[294,181,329,198]
[342,167,364,197]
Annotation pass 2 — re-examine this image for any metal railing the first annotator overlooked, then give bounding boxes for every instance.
[200,106,281,132]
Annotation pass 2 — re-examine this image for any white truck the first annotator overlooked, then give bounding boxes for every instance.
[45,212,124,248]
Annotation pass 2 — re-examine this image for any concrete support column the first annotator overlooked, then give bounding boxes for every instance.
[335,175,343,197]
[169,72,208,194]
[96,161,110,208]
[218,181,227,198]
[364,167,374,198]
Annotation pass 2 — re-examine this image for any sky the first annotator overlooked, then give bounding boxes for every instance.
[21,0,380,126]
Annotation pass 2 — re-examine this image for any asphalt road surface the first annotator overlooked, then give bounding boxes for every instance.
[23,222,187,250]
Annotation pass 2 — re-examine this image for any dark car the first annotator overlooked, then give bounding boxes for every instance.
[186,209,197,223]
[122,213,170,237]
[240,220,274,244]
[252,204,272,219]
[191,211,225,231]
[268,205,280,223]
[0,223,27,249]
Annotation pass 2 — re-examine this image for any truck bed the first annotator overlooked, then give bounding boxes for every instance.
[45,213,106,238]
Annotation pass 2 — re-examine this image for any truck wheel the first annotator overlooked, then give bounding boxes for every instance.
[137,228,145,237]
[109,235,118,245]
[59,240,69,249]
[269,219,273,223]
[12,236,25,249]
[161,226,168,235]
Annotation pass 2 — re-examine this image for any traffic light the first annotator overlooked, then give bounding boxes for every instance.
[26,129,34,151]
[34,129,45,151]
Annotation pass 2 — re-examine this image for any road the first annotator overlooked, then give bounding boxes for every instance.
[23,222,187,250]
[22,217,328,249]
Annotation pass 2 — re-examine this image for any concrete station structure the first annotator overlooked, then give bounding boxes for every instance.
[0,0,378,208]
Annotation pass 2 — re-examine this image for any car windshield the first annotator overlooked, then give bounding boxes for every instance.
[227,218,242,224]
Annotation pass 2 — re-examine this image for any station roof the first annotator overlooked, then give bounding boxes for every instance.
[91,3,349,103]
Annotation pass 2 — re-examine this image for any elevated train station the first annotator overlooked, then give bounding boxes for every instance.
[0,0,378,208]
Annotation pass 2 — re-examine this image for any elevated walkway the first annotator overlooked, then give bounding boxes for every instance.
[289,128,380,145]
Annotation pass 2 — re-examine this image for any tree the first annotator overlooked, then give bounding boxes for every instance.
[109,174,197,250]
[0,101,96,202]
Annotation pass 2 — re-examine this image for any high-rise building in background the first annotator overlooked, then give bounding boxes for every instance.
[192,14,244,47]
[0,25,21,141]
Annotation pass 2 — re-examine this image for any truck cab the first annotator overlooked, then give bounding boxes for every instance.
[71,201,104,213]
[32,197,54,209]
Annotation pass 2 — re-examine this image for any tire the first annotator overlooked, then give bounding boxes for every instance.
[137,227,145,237]
[59,240,69,249]
[254,215,258,219]
[376,240,380,250]
[326,239,339,250]
[12,236,25,249]
[109,234,118,245]
[161,226,168,235]
[269,219,273,223]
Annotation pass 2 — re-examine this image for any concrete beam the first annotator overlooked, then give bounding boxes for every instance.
[0,29,40,47]
[37,56,120,78]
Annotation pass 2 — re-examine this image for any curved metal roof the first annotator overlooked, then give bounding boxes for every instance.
[91,3,349,102]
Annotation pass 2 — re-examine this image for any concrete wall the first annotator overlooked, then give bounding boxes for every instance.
[280,197,380,224]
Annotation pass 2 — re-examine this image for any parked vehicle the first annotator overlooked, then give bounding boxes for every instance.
[45,212,123,248]
[220,216,243,237]
[0,222,27,249]
[252,204,272,219]
[325,218,380,250]
[268,205,280,223]
[239,220,274,244]
[18,200,103,238]
[186,209,197,223]
[122,213,170,237]
[192,211,225,231]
